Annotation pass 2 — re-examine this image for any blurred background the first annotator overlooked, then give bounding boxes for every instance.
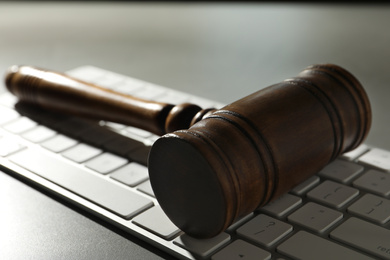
[0,2,389,149]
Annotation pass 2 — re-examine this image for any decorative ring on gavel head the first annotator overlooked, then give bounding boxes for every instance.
[148,64,371,238]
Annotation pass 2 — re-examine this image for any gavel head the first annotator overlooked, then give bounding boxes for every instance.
[148,64,371,238]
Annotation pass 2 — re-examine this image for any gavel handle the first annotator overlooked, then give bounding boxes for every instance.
[5,65,215,136]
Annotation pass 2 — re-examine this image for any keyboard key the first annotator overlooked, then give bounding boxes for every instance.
[102,134,144,157]
[55,117,95,137]
[9,148,153,219]
[260,193,302,217]
[174,232,230,258]
[125,126,152,138]
[110,162,149,187]
[290,175,320,195]
[78,127,116,147]
[307,180,359,208]
[277,231,374,260]
[41,134,78,153]
[127,145,151,166]
[212,240,271,260]
[85,152,128,174]
[358,148,390,171]
[318,159,364,183]
[62,143,102,163]
[341,144,369,161]
[353,169,390,197]
[330,217,390,260]
[137,180,155,197]
[0,136,25,156]
[348,194,390,224]
[3,117,37,134]
[0,92,17,107]
[22,125,57,143]
[236,214,293,248]
[132,206,181,240]
[0,106,19,125]
[287,202,343,233]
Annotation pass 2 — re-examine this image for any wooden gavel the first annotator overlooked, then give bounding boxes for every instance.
[5,64,371,238]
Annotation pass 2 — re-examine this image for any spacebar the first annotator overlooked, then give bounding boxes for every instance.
[8,148,153,219]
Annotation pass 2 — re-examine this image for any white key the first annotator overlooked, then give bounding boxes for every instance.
[174,232,230,258]
[0,136,25,156]
[22,125,57,143]
[66,65,106,82]
[41,134,78,153]
[132,206,181,240]
[0,92,18,107]
[287,202,343,233]
[236,214,293,248]
[331,218,390,260]
[341,144,369,161]
[137,180,155,197]
[110,162,149,187]
[9,148,153,219]
[62,143,102,163]
[0,106,19,125]
[212,240,271,260]
[358,148,390,171]
[3,117,37,134]
[278,231,374,260]
[85,152,128,174]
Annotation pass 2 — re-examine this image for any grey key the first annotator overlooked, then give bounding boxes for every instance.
[287,202,343,233]
[307,180,359,208]
[330,217,390,260]
[110,162,149,187]
[290,175,320,195]
[85,152,128,174]
[353,169,390,197]
[237,214,293,248]
[174,232,230,258]
[8,148,153,219]
[277,231,375,260]
[132,206,181,240]
[318,159,364,183]
[260,193,302,217]
[358,148,390,171]
[212,240,271,260]
[62,143,102,163]
[348,193,390,224]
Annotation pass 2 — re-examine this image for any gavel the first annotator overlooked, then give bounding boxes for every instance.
[5,64,371,238]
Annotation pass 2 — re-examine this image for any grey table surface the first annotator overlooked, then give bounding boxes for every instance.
[1,2,390,259]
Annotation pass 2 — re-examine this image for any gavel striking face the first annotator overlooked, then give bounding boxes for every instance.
[5,64,371,238]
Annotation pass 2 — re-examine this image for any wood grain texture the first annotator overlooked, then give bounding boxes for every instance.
[148,64,371,238]
[5,64,371,238]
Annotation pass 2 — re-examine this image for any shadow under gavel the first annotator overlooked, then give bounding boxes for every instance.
[5,64,371,238]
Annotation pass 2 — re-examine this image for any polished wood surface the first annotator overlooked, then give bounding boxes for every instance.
[5,65,217,136]
[5,64,371,238]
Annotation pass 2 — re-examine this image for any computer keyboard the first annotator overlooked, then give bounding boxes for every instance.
[0,66,389,260]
